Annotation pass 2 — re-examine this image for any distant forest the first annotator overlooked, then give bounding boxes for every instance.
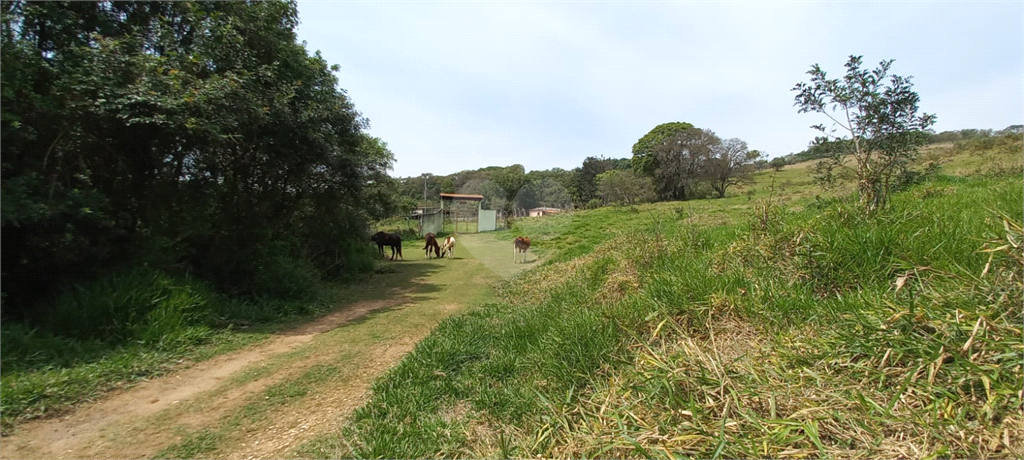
[392,126,1023,216]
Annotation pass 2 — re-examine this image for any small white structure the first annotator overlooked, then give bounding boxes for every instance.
[527,207,562,217]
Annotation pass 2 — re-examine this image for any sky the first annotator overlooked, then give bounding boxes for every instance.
[294,1,1023,178]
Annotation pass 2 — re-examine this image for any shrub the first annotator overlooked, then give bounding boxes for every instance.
[0,323,108,373]
[39,267,214,346]
[249,242,323,300]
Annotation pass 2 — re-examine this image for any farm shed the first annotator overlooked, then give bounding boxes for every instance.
[439,193,497,233]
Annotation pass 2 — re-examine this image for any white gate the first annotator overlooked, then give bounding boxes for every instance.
[478,209,496,232]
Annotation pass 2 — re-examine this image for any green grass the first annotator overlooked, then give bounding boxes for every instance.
[0,322,273,433]
[157,429,224,459]
[116,237,508,458]
[3,139,1020,456]
[0,279,367,434]
[309,140,1023,458]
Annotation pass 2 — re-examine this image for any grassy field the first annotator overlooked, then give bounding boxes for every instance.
[305,140,1023,458]
[2,139,1018,458]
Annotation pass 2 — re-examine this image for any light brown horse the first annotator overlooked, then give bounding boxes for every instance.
[423,233,441,259]
[513,236,531,263]
[441,236,456,259]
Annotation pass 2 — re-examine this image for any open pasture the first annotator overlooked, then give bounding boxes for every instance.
[306,142,1023,459]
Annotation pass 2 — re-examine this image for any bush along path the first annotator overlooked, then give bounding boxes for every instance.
[0,234,532,460]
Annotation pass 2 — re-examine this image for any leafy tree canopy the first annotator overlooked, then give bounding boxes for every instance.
[631,122,696,176]
[1,0,387,317]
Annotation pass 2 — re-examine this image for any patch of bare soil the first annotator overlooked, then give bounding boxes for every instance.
[225,303,470,459]
[226,336,421,460]
[0,291,412,460]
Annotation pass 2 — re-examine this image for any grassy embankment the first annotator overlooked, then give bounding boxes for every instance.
[300,138,1022,459]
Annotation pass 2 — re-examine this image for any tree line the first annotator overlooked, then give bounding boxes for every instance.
[388,124,763,214]
[1,1,395,329]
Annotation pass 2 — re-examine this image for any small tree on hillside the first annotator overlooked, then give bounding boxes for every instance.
[652,128,720,201]
[704,139,759,198]
[769,157,788,171]
[596,169,655,205]
[793,55,936,212]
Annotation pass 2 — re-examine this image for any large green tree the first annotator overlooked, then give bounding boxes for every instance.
[357,134,401,222]
[651,128,720,201]
[1,1,385,317]
[793,55,936,212]
[631,122,695,177]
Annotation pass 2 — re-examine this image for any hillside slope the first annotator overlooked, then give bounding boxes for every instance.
[303,141,1023,459]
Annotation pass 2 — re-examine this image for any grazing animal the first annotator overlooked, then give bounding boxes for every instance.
[370,231,403,261]
[513,236,531,263]
[440,236,456,259]
[423,233,441,259]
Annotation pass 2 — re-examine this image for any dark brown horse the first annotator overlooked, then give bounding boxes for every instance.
[513,236,531,263]
[371,231,403,261]
[423,233,441,259]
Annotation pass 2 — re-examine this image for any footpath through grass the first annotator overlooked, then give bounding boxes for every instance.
[3,233,531,459]
[306,155,1022,458]
[154,245,509,459]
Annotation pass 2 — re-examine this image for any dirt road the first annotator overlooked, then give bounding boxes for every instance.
[1,233,532,460]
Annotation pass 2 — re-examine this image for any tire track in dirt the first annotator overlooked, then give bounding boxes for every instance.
[2,234,533,460]
[221,304,472,460]
[0,292,410,460]
[225,335,424,459]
